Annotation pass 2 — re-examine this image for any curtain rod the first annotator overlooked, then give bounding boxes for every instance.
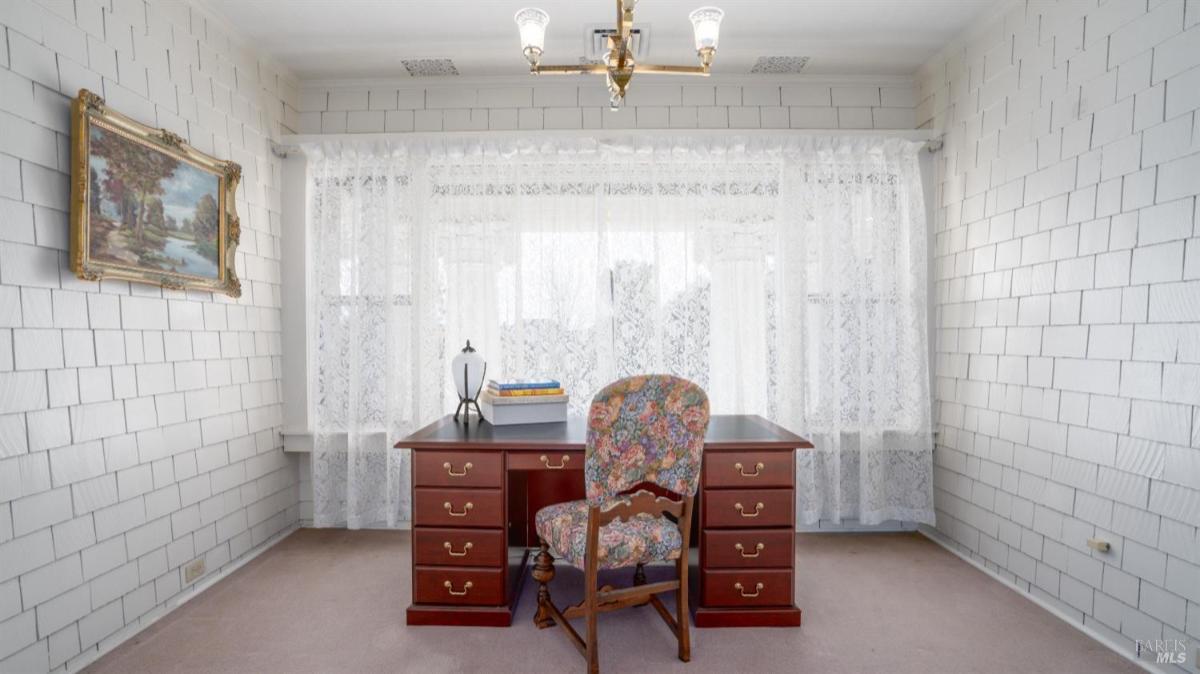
[273,128,942,158]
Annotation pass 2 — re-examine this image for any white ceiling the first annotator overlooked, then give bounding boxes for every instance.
[201,0,999,81]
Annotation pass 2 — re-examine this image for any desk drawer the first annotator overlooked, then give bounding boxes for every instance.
[413,451,503,488]
[703,489,793,529]
[413,488,504,528]
[701,569,793,608]
[414,566,504,606]
[704,451,794,488]
[507,451,583,471]
[413,528,506,568]
[703,529,794,569]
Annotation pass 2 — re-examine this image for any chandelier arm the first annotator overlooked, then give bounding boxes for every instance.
[532,64,610,75]
[633,64,711,75]
[532,63,708,76]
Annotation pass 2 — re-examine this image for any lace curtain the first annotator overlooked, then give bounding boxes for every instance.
[305,135,933,528]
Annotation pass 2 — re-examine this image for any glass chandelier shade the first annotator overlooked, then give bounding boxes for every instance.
[514,7,550,58]
[688,7,724,51]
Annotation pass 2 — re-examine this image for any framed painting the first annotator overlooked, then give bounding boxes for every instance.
[69,89,242,297]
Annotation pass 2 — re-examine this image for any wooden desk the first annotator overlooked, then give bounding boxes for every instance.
[396,414,813,628]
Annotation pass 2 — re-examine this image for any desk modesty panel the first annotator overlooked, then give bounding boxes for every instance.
[396,414,813,628]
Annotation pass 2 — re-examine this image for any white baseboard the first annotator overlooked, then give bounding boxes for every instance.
[796,520,917,533]
[301,521,411,530]
[304,522,910,533]
[66,523,300,672]
[309,521,905,533]
[918,526,1158,674]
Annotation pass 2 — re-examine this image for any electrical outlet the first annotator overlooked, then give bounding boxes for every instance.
[184,558,206,584]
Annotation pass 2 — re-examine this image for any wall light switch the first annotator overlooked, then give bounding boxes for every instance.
[184,558,207,584]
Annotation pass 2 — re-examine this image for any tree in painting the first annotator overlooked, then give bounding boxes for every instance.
[88,167,101,217]
[87,125,222,280]
[92,127,177,248]
[191,193,220,262]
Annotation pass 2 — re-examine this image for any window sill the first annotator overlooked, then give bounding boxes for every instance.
[282,429,313,453]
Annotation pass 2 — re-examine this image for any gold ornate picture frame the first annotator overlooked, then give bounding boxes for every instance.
[70,88,242,297]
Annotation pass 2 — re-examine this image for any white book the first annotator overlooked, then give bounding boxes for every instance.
[479,397,568,425]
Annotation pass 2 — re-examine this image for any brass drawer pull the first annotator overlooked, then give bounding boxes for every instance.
[443,541,474,557]
[734,461,764,477]
[734,542,764,558]
[539,454,570,469]
[443,501,474,517]
[444,580,473,596]
[443,461,473,477]
[734,582,763,598]
[734,502,764,518]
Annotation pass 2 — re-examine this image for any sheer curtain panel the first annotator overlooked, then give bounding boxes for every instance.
[306,135,933,528]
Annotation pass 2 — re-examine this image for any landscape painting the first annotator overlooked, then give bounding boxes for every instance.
[88,124,221,279]
[70,89,242,297]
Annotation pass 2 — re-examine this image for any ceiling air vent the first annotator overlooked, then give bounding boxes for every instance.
[402,59,459,77]
[750,56,810,74]
[584,24,649,61]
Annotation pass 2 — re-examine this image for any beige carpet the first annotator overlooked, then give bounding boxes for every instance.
[86,529,1138,673]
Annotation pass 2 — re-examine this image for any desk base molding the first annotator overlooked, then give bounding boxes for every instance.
[692,606,802,628]
[406,605,514,627]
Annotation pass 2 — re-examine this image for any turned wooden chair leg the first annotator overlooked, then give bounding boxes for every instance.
[532,540,556,629]
[585,516,600,674]
[677,556,691,662]
[586,590,599,673]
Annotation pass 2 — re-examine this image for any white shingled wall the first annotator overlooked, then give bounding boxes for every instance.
[0,0,301,670]
[919,1,1200,670]
[293,77,918,134]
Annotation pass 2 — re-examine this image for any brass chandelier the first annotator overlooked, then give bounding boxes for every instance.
[515,1,724,110]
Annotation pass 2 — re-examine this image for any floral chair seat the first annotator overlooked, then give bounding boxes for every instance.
[535,498,683,570]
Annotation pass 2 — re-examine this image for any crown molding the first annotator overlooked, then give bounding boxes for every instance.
[299,72,917,91]
[189,0,299,85]
[921,0,1022,71]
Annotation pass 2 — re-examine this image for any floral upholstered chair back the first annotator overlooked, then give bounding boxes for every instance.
[584,375,710,504]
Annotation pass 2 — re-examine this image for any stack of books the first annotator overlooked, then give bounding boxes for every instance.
[479,379,568,425]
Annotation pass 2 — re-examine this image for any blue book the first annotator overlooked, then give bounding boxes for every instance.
[487,378,560,390]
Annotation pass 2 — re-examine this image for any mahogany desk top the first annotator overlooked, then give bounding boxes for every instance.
[395,413,813,451]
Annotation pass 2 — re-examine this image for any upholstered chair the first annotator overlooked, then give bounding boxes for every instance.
[532,374,710,673]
